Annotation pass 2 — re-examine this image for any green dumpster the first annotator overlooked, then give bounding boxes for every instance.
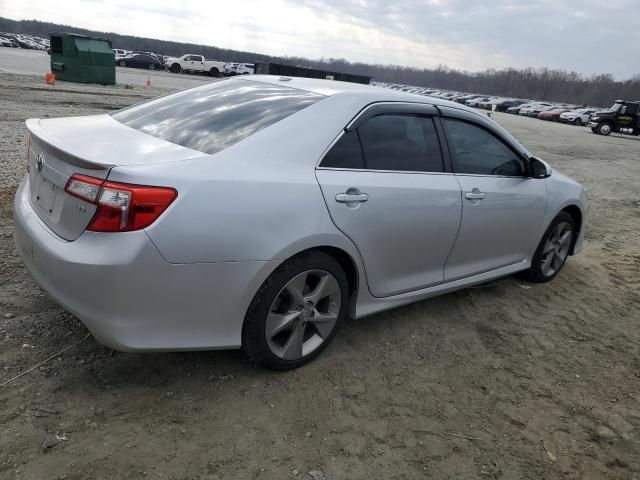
[49,33,115,85]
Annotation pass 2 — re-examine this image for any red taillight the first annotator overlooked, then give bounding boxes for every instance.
[64,174,177,232]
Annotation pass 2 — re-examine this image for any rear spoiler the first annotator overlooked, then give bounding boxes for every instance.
[26,118,110,171]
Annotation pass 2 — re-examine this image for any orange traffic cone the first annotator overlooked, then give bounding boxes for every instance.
[146,76,151,88]
[45,73,56,85]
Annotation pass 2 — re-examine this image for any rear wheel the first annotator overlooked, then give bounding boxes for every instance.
[170,63,181,73]
[242,251,349,370]
[209,67,220,77]
[573,118,582,126]
[525,212,574,283]
[148,63,156,70]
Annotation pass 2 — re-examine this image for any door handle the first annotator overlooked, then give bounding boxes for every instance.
[336,188,369,205]
[465,188,485,201]
[336,193,369,203]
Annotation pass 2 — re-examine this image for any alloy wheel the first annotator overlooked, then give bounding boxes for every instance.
[540,221,573,277]
[265,269,341,360]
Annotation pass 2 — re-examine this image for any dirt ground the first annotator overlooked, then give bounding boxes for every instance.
[0,73,639,480]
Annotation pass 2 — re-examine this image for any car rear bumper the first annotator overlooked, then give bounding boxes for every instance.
[13,178,275,351]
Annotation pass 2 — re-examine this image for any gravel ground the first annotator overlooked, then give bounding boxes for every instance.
[0,74,639,480]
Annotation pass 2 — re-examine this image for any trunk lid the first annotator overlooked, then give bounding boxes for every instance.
[26,115,204,241]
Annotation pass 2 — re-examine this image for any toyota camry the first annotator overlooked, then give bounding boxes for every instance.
[14,76,587,369]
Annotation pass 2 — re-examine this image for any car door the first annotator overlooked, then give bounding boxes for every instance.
[440,108,547,281]
[193,55,205,72]
[132,55,145,68]
[316,104,462,297]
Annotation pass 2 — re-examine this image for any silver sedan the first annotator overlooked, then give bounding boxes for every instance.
[14,76,587,369]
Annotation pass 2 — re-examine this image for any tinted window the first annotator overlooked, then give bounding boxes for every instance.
[320,130,365,169]
[443,118,526,176]
[358,114,443,172]
[112,79,324,155]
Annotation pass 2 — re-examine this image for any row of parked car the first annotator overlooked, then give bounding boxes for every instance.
[113,49,255,77]
[377,83,602,127]
[0,32,49,50]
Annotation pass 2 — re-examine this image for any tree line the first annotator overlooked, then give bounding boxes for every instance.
[2,17,639,107]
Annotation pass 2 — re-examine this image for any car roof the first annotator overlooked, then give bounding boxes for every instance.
[239,75,479,113]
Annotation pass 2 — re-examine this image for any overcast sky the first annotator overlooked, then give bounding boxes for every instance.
[3,0,639,79]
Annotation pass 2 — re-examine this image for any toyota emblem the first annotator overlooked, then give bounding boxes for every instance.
[36,153,44,172]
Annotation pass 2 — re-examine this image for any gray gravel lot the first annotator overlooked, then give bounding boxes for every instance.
[0,73,639,480]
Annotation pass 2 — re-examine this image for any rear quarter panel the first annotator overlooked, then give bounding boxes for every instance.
[109,93,370,265]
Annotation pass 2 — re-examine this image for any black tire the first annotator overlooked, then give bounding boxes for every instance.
[119,60,126,67]
[170,63,181,73]
[591,127,597,133]
[573,118,582,126]
[242,251,349,370]
[209,67,219,77]
[597,122,613,136]
[525,212,575,283]
[148,63,156,70]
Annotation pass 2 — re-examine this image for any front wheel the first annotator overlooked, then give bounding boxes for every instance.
[573,118,582,126]
[148,63,156,70]
[597,122,612,136]
[119,60,126,67]
[242,251,349,370]
[525,212,574,283]
[169,63,181,73]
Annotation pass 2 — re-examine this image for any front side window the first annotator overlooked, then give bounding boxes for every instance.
[112,79,324,155]
[443,118,527,176]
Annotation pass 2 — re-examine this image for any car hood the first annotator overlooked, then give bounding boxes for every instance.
[27,114,207,169]
[593,109,615,117]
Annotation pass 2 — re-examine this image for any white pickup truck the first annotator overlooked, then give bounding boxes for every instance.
[166,54,227,77]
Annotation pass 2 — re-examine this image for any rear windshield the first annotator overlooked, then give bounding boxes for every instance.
[112,79,324,154]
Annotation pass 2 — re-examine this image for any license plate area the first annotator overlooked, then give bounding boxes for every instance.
[33,174,60,218]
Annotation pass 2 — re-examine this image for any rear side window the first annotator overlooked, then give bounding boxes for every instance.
[321,114,443,172]
[321,130,365,169]
[358,114,443,172]
[443,118,526,176]
[112,79,324,155]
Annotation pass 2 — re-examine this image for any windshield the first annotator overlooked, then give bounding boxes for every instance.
[112,79,324,155]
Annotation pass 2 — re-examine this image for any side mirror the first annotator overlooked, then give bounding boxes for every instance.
[530,157,551,179]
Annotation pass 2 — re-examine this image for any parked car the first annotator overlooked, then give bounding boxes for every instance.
[559,108,597,126]
[588,100,640,136]
[466,96,494,108]
[0,36,16,47]
[495,99,527,112]
[224,63,255,76]
[519,103,553,117]
[538,108,573,122]
[166,54,226,77]
[506,102,534,114]
[15,76,586,370]
[479,98,506,110]
[117,53,162,70]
